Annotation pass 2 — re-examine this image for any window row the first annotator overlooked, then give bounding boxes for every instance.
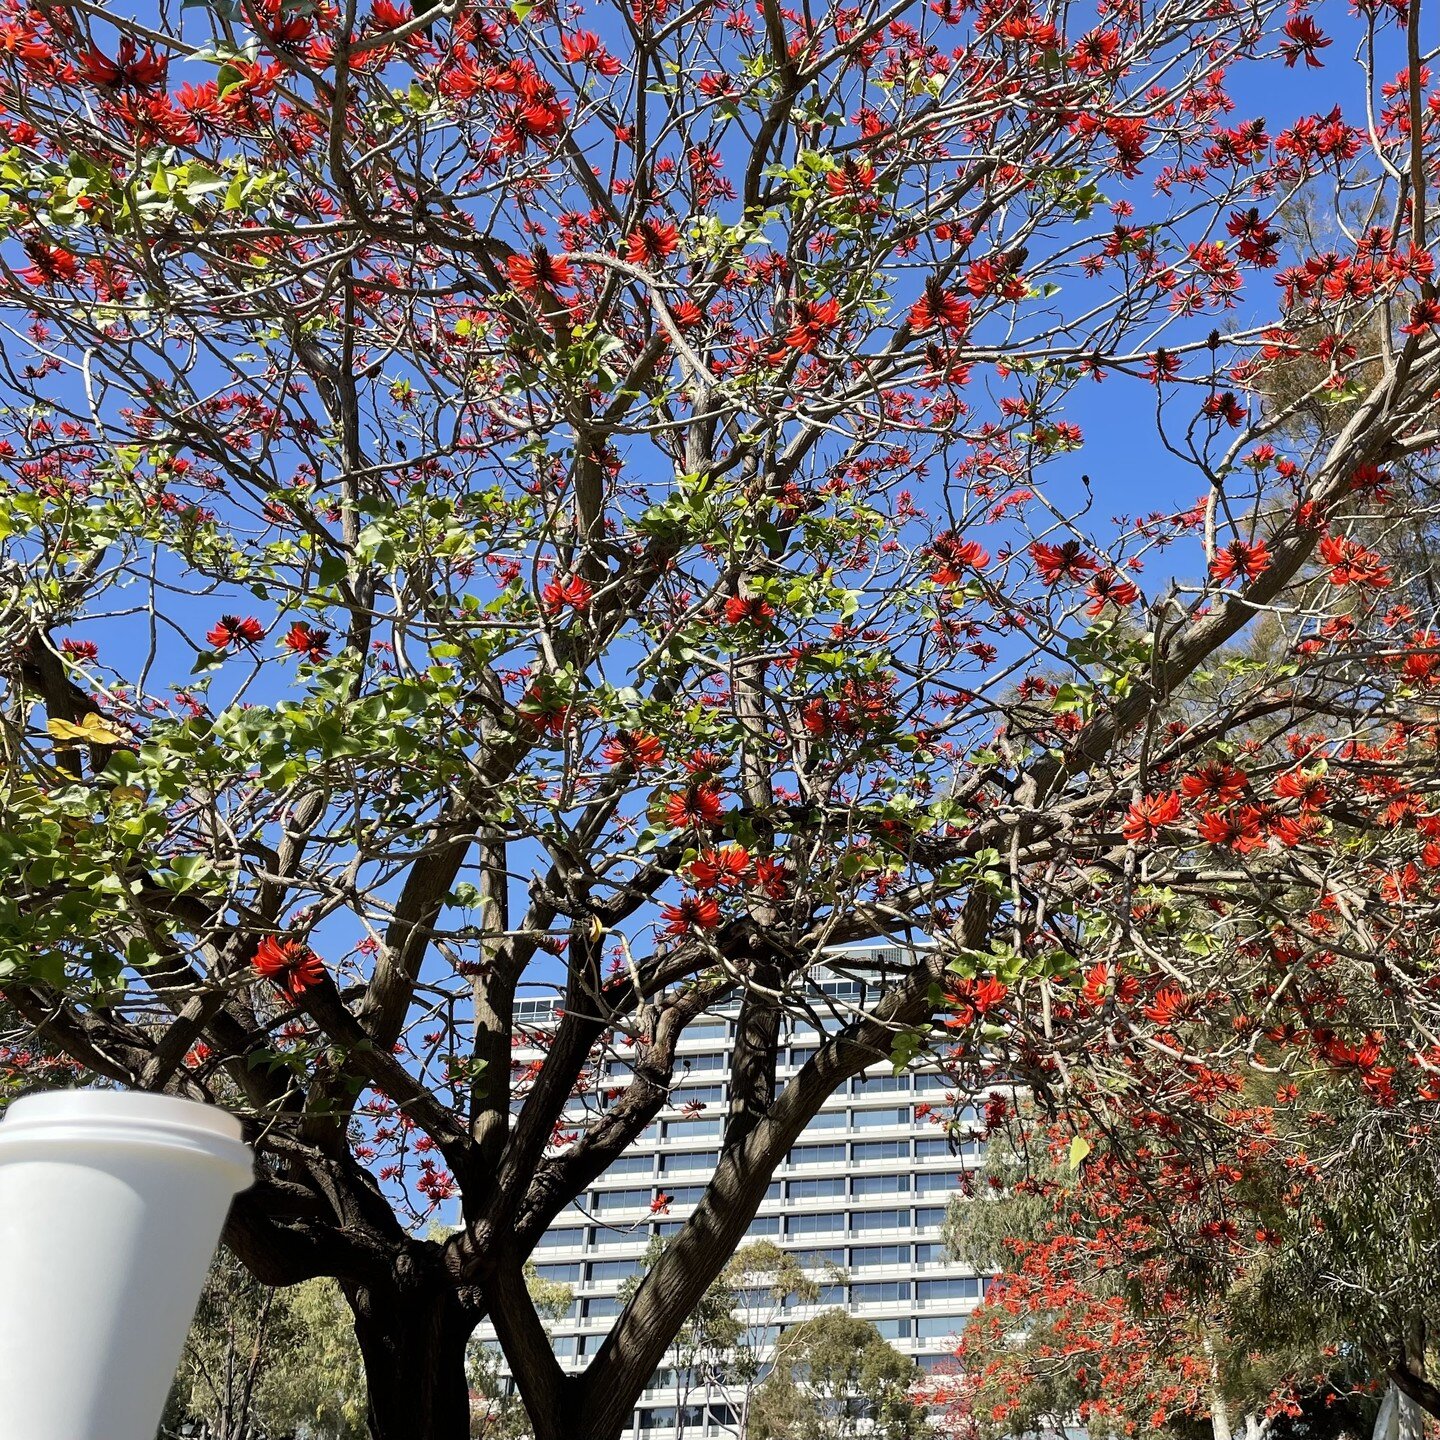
[552,1312,970,1361]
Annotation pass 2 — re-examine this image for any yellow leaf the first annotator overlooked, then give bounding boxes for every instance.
[1068,1135,1092,1170]
[47,713,130,746]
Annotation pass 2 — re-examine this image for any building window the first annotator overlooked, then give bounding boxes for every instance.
[680,1052,727,1072]
[916,1172,956,1194]
[916,1315,969,1340]
[535,1227,583,1249]
[661,1150,719,1175]
[789,1142,846,1165]
[787,1211,845,1235]
[670,1083,725,1104]
[851,1140,908,1163]
[685,1020,730,1040]
[851,1281,912,1303]
[747,1216,781,1236]
[851,1209,906,1232]
[873,1318,912,1339]
[664,1118,723,1141]
[850,1106,910,1129]
[584,1297,623,1319]
[801,1109,846,1130]
[591,1226,637,1247]
[603,1153,656,1176]
[653,1221,685,1238]
[788,1177,845,1199]
[535,1263,581,1282]
[918,1277,981,1302]
[587,1260,642,1283]
[592,1188,649,1212]
[918,1354,960,1374]
[913,1072,956,1093]
[792,1247,846,1268]
[914,1243,946,1265]
[914,1206,946,1227]
[853,1073,911,1094]
[850,1245,910,1267]
[659,1184,708,1207]
[852,1173,910,1196]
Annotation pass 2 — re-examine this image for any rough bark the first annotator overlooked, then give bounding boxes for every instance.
[344,1259,479,1440]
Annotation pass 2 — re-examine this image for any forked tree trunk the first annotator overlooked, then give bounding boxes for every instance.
[345,1271,477,1440]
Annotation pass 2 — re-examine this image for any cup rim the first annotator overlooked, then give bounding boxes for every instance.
[0,1088,246,1146]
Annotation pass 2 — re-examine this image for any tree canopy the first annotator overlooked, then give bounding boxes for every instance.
[1,0,1440,1434]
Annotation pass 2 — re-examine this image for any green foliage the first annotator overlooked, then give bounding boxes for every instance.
[162,1250,367,1440]
[747,1311,930,1440]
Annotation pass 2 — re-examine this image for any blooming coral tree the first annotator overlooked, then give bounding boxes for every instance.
[2,0,1440,1433]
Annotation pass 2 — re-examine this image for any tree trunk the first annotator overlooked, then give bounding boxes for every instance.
[345,1270,476,1440]
[1374,1383,1400,1440]
[1203,1336,1232,1440]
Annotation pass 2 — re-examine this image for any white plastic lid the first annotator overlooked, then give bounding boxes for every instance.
[0,1089,253,1187]
[2,1089,244,1142]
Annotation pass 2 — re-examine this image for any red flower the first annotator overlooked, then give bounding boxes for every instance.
[1317,534,1390,589]
[1180,762,1248,807]
[1143,986,1186,1026]
[1210,540,1272,584]
[19,243,80,288]
[662,782,727,829]
[80,37,168,90]
[370,0,413,29]
[602,731,665,768]
[507,248,574,294]
[722,595,775,627]
[281,622,330,661]
[560,30,623,75]
[1280,14,1331,68]
[660,896,721,934]
[206,614,265,649]
[1122,791,1181,844]
[689,846,752,888]
[1401,299,1440,336]
[949,976,1009,1025]
[625,220,680,266]
[752,856,789,899]
[779,296,840,356]
[1030,540,1098,585]
[1197,807,1265,850]
[60,638,99,660]
[542,575,594,614]
[650,1192,673,1213]
[253,936,325,997]
[929,533,990,584]
[908,278,971,336]
[1083,570,1140,615]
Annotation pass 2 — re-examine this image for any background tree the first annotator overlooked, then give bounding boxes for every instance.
[747,1311,930,1440]
[619,1239,828,1440]
[162,1251,368,1440]
[3,0,1440,1436]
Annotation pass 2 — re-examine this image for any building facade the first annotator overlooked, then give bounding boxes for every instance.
[478,949,985,1437]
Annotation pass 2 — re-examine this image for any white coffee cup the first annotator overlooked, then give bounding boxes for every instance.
[0,1089,254,1440]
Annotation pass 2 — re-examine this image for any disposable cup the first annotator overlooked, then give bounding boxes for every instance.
[0,1089,254,1440]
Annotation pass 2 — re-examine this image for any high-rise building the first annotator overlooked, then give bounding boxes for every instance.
[477,948,985,1438]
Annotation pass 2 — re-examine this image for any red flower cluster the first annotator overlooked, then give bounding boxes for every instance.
[253,936,325,997]
[282,622,330,661]
[206,614,265,649]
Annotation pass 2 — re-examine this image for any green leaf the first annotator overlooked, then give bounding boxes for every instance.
[1068,1135,1092,1170]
